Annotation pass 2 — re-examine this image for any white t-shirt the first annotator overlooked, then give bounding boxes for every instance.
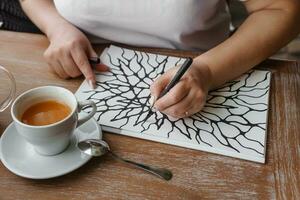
[54,0,231,51]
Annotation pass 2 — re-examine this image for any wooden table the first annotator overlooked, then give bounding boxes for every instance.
[0,31,299,200]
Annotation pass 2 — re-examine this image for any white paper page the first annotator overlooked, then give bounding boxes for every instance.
[76,45,271,163]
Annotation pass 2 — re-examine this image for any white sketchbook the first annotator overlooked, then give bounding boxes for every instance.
[75,45,271,163]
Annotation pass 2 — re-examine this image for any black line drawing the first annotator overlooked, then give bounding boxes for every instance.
[76,46,271,162]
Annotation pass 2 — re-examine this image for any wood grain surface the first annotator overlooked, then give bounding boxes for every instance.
[0,31,299,200]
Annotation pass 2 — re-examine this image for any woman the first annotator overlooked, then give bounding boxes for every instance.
[20,0,300,118]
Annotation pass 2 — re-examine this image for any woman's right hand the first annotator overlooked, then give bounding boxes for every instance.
[44,21,109,88]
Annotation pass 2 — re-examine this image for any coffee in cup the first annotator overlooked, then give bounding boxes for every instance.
[21,100,71,126]
[11,86,96,156]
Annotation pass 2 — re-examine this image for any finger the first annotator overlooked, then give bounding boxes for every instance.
[161,90,196,118]
[188,102,205,117]
[87,42,98,58]
[164,89,207,118]
[71,46,95,88]
[154,80,189,111]
[188,92,207,115]
[150,68,177,99]
[50,60,69,79]
[61,51,82,78]
[95,64,110,72]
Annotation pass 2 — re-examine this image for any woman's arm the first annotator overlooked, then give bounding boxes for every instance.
[151,0,300,118]
[19,0,66,39]
[197,0,300,88]
[19,0,108,88]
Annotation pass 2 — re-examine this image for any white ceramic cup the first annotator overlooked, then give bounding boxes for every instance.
[11,86,97,156]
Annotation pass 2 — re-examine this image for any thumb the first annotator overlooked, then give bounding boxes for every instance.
[150,68,176,101]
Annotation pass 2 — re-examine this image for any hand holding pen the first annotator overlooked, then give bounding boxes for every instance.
[150,58,212,118]
[43,23,109,89]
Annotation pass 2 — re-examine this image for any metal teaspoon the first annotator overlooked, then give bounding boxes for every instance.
[77,139,173,181]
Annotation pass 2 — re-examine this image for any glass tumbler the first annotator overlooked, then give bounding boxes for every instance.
[0,65,16,112]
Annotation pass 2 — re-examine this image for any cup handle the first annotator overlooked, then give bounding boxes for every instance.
[76,100,97,128]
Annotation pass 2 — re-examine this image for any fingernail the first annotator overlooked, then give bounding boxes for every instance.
[149,95,155,106]
[88,79,95,90]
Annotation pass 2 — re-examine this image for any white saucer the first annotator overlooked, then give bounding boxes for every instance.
[0,114,102,179]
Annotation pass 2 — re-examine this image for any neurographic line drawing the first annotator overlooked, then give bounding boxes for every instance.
[75,45,271,163]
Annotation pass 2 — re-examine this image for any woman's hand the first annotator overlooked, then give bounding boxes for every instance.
[44,21,108,87]
[150,61,213,118]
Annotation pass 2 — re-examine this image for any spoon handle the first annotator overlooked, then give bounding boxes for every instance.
[109,151,172,181]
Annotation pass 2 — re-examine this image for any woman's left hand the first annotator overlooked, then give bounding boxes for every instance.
[150,60,213,118]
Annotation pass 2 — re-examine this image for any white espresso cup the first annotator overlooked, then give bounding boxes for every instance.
[11,86,97,156]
